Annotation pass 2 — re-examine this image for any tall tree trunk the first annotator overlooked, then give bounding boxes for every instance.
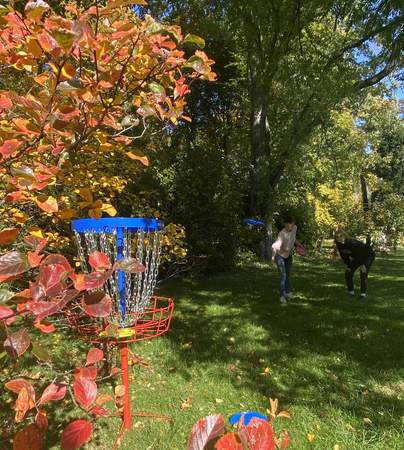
[360,174,371,245]
[248,57,271,217]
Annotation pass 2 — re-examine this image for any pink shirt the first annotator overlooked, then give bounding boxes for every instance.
[272,225,297,258]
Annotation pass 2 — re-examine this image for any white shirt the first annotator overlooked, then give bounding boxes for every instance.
[272,225,297,258]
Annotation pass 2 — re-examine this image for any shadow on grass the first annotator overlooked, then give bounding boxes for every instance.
[157,250,404,433]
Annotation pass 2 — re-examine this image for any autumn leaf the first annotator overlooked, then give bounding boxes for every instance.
[89,252,111,272]
[181,396,193,410]
[85,347,104,366]
[215,433,243,450]
[0,228,20,246]
[61,420,93,450]
[39,383,67,404]
[0,251,29,278]
[13,424,42,450]
[36,195,59,213]
[126,152,149,166]
[239,418,276,450]
[35,411,49,430]
[73,377,97,410]
[4,328,31,358]
[0,139,20,159]
[114,257,145,273]
[0,96,13,109]
[186,414,226,450]
[73,367,98,380]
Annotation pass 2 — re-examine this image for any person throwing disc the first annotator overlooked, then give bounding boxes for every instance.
[271,215,300,306]
[334,229,375,300]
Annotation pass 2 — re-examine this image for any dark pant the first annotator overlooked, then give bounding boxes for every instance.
[275,254,292,297]
[345,254,375,294]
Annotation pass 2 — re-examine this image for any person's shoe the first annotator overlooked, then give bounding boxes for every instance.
[280,296,287,306]
[360,293,367,300]
[348,291,355,296]
[285,292,293,299]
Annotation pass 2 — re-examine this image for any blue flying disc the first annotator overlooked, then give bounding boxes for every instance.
[229,411,268,426]
[243,218,266,227]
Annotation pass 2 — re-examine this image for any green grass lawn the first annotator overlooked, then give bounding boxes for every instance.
[89,250,404,449]
[2,251,403,449]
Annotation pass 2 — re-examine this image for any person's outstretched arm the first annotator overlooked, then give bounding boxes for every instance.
[271,232,283,261]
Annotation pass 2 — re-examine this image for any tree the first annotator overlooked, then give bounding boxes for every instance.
[0,1,215,447]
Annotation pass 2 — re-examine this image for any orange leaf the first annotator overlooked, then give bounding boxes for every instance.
[76,188,93,203]
[36,196,58,213]
[126,152,149,166]
[0,228,20,246]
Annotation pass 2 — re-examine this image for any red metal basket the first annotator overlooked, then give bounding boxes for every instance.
[64,296,174,344]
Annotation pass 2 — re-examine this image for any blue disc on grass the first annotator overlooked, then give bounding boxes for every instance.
[229,411,268,426]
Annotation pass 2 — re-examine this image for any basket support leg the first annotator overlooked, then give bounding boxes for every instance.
[120,342,132,430]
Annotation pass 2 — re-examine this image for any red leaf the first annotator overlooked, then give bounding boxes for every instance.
[27,289,79,320]
[239,418,276,450]
[215,433,243,450]
[24,236,47,253]
[0,251,29,277]
[72,270,112,291]
[5,191,29,203]
[35,411,49,431]
[81,292,112,318]
[88,252,111,271]
[13,424,42,450]
[36,263,69,297]
[41,254,72,272]
[0,305,14,319]
[0,96,13,109]
[0,228,20,246]
[73,367,98,380]
[0,139,20,159]
[89,405,108,417]
[39,383,67,405]
[5,378,32,394]
[114,257,145,273]
[86,347,104,366]
[4,328,31,358]
[61,419,93,450]
[73,377,97,409]
[187,414,226,450]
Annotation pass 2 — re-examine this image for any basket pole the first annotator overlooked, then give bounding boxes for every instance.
[120,342,132,430]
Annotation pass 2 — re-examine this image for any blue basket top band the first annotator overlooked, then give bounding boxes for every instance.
[72,217,164,234]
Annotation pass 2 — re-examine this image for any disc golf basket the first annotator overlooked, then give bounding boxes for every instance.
[67,217,174,443]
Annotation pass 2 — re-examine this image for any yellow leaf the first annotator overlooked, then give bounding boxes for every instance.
[61,63,76,80]
[126,152,149,166]
[28,226,45,238]
[180,397,193,410]
[307,433,315,443]
[101,203,117,217]
[13,211,29,224]
[363,417,372,425]
[58,208,77,220]
[215,398,223,404]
